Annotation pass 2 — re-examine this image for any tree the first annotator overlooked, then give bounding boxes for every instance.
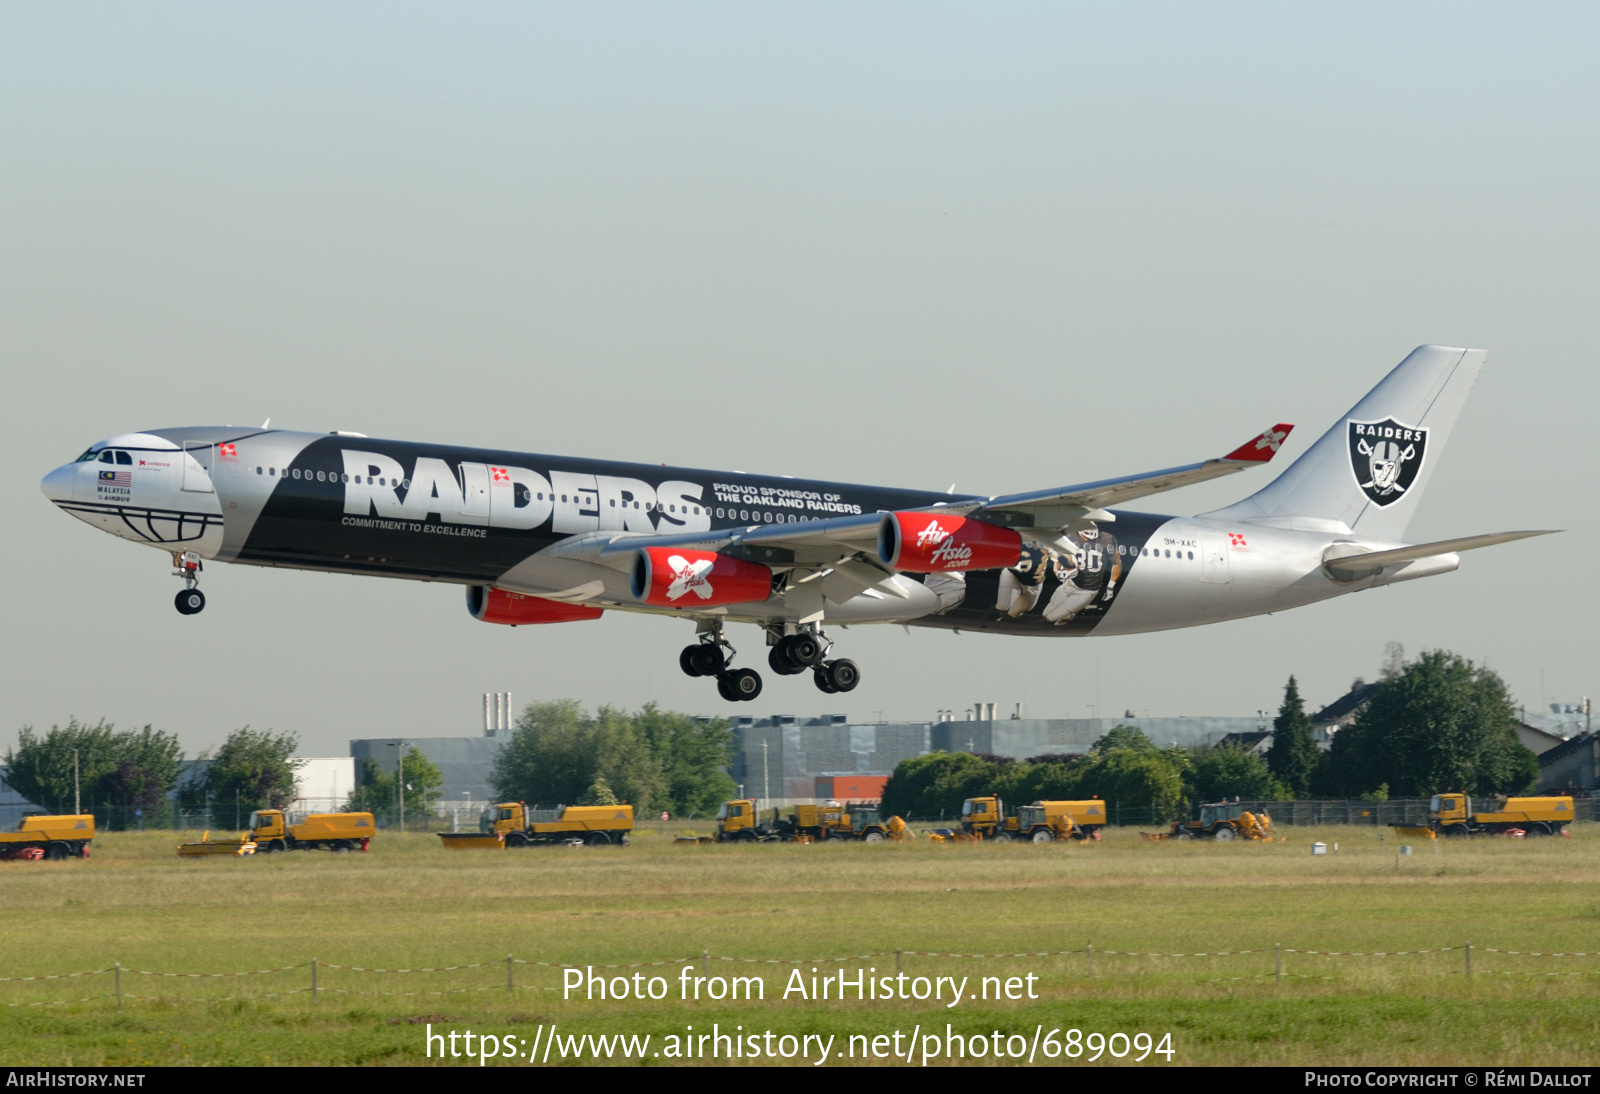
[1265,675,1319,798]
[345,748,444,826]
[4,720,183,823]
[1091,725,1157,753]
[1077,745,1187,823]
[488,700,735,815]
[99,725,184,825]
[1186,746,1288,805]
[4,719,123,813]
[200,727,302,818]
[879,751,999,820]
[580,777,619,805]
[1317,650,1538,798]
[632,705,736,817]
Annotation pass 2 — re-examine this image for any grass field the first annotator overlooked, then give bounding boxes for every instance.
[2,821,1597,1067]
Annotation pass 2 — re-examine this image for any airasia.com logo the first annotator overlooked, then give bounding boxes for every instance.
[665,555,716,600]
[918,520,973,568]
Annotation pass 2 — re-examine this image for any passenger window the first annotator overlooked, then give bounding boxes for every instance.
[257,467,263,475]
[115,451,132,465]
[269,467,276,476]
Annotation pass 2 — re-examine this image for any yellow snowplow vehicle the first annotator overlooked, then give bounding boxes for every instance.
[1395,794,1575,839]
[1152,801,1277,841]
[178,810,373,856]
[438,801,633,848]
[0,814,94,860]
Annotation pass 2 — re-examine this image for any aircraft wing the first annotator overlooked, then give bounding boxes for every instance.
[951,423,1294,531]
[578,423,1296,568]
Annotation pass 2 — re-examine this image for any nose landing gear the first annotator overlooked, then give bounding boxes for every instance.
[172,552,205,615]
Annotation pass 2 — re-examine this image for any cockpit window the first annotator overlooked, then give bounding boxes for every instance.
[115,451,132,465]
[76,448,101,462]
[98,451,114,463]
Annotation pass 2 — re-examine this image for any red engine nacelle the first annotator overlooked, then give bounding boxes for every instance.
[630,547,772,608]
[466,585,603,625]
[878,511,1022,573]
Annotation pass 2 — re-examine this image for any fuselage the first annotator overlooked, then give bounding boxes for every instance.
[40,426,1449,637]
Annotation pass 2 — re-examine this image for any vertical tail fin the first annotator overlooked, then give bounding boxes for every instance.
[1202,346,1485,540]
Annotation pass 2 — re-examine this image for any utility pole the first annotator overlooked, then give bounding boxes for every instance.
[390,741,409,834]
[70,748,80,815]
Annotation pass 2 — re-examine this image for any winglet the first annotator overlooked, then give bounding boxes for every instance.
[1223,423,1294,463]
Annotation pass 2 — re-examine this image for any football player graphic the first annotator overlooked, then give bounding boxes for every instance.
[996,543,1054,617]
[1042,525,1122,625]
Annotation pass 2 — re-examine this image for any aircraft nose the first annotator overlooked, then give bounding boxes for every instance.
[40,463,76,504]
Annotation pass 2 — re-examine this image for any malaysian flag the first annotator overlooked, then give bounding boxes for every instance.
[99,469,132,487]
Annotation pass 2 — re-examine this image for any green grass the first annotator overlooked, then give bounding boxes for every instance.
[1,822,1596,1066]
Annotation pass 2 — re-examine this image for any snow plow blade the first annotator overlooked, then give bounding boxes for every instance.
[177,832,256,856]
[437,832,505,850]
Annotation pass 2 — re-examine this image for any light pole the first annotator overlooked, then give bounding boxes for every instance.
[389,742,409,833]
[69,748,80,815]
[761,741,769,813]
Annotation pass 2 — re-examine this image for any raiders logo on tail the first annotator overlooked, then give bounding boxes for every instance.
[1348,417,1428,506]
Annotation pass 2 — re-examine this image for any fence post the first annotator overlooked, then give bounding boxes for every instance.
[1275,944,1282,985]
[1464,941,1472,980]
[114,962,121,1010]
[312,958,318,1002]
[507,954,515,994]
[1086,942,1094,978]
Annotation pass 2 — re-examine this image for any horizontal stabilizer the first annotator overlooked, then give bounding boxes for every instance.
[1323,529,1558,576]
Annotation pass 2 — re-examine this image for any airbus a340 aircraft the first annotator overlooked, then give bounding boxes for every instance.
[42,345,1550,702]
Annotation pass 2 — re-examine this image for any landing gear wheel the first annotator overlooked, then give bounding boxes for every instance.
[1032,829,1055,843]
[721,668,762,702]
[822,659,859,693]
[787,633,825,668]
[813,667,839,694]
[689,644,726,677]
[769,644,802,676]
[174,589,206,615]
[680,646,702,677]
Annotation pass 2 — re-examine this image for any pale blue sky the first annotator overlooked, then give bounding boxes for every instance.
[4,4,1596,752]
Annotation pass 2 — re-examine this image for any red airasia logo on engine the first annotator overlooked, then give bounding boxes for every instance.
[631,548,771,608]
[467,586,603,625]
[879,512,1021,573]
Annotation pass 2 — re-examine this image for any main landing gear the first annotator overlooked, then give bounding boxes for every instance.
[679,627,763,702]
[172,551,205,616]
[680,624,860,703]
[767,631,859,695]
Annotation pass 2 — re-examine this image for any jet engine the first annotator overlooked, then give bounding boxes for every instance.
[466,585,603,625]
[630,547,772,608]
[878,511,1022,573]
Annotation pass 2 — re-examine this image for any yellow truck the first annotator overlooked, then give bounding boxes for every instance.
[692,800,910,843]
[0,814,94,860]
[960,796,1097,842]
[1405,794,1575,838]
[439,801,634,848]
[181,809,374,855]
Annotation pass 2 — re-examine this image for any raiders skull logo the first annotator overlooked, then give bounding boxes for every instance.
[1348,418,1428,507]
